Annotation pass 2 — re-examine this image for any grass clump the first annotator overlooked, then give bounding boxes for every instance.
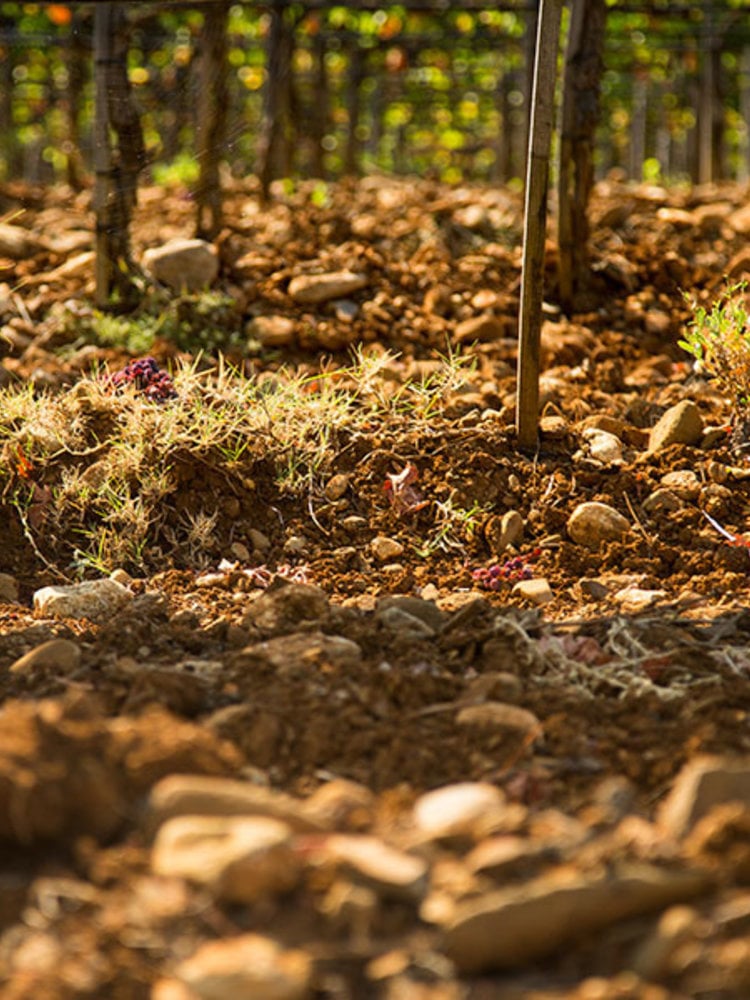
[0,347,475,577]
[61,291,244,358]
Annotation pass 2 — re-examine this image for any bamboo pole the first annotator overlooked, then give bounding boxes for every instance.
[93,1,114,306]
[516,0,563,451]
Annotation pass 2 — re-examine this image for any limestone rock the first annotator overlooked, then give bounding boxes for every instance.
[0,572,19,603]
[456,702,542,738]
[658,756,750,838]
[375,595,445,632]
[413,783,505,840]
[728,203,750,235]
[324,473,350,501]
[454,314,504,345]
[580,427,624,465]
[152,815,300,902]
[613,586,667,613]
[0,223,39,258]
[175,934,312,1000]
[288,270,368,305]
[232,631,362,678]
[247,314,296,347]
[376,605,435,639]
[312,834,428,901]
[241,583,329,635]
[567,502,631,549]
[648,400,703,452]
[370,536,404,562]
[149,774,324,832]
[443,863,711,972]
[142,238,219,293]
[485,510,524,555]
[512,577,553,605]
[9,638,81,675]
[660,469,701,501]
[33,578,133,622]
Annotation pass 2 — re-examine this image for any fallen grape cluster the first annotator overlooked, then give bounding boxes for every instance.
[472,551,540,591]
[103,357,177,402]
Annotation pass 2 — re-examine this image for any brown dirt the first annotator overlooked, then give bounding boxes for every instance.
[2,175,750,998]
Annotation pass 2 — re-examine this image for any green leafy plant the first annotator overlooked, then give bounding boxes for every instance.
[679,282,750,408]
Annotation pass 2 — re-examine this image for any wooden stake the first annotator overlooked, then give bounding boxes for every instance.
[93,1,114,306]
[516,0,563,451]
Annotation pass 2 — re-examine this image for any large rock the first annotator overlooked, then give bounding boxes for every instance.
[288,270,368,305]
[567,501,631,549]
[0,223,40,258]
[658,756,750,838]
[454,314,505,345]
[152,815,300,903]
[310,834,428,901]
[241,582,329,635]
[232,631,361,679]
[247,314,296,348]
[0,572,19,603]
[413,783,505,840]
[443,863,711,972]
[175,934,312,1000]
[142,238,219,293]
[648,400,703,453]
[149,774,324,832]
[33,578,133,622]
[9,639,81,675]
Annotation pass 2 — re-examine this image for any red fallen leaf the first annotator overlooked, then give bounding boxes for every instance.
[383,462,429,516]
[13,444,34,480]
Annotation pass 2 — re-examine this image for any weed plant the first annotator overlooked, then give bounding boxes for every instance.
[679,283,750,409]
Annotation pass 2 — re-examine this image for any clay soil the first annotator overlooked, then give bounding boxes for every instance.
[2,174,750,998]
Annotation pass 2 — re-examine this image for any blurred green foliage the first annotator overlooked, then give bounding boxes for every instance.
[0,1,750,186]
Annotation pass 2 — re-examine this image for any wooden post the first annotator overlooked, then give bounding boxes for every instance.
[195,0,229,238]
[93,1,114,306]
[516,0,563,451]
[557,0,607,314]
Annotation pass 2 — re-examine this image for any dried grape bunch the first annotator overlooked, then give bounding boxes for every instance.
[472,549,541,591]
[103,357,177,402]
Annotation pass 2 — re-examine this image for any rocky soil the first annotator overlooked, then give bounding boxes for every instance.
[2,174,750,998]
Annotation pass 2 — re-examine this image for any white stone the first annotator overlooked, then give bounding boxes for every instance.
[658,755,750,838]
[512,577,553,605]
[152,815,300,902]
[567,501,631,549]
[142,238,219,293]
[288,270,368,305]
[9,638,81,675]
[0,223,38,258]
[149,775,323,832]
[581,427,623,465]
[312,834,428,901]
[413,783,505,839]
[443,863,710,973]
[660,469,701,500]
[370,536,404,562]
[247,314,296,347]
[175,934,312,1000]
[33,578,133,621]
[614,586,667,613]
[648,400,703,452]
